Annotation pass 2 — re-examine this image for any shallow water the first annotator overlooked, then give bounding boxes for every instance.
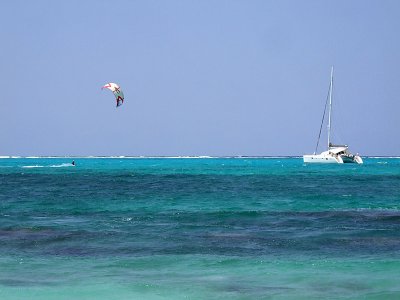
[1,157,399,299]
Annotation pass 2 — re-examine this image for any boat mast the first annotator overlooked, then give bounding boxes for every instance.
[327,66,333,149]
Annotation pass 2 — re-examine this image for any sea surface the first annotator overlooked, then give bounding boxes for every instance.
[0,157,399,299]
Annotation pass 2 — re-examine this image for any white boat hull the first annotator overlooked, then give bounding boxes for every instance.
[353,155,363,164]
[303,152,363,164]
[303,154,341,163]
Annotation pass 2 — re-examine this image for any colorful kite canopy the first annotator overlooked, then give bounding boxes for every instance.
[102,83,124,107]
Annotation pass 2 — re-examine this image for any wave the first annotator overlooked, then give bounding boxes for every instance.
[368,156,400,159]
[50,163,75,168]
[21,165,44,168]
[21,163,74,168]
[3,155,298,159]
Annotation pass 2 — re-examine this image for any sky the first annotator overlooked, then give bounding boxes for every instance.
[1,0,399,156]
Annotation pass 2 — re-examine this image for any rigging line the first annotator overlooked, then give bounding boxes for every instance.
[314,80,332,154]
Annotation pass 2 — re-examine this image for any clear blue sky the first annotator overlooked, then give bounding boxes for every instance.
[1,0,399,156]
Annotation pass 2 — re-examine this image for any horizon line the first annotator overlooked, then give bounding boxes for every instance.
[1,155,399,159]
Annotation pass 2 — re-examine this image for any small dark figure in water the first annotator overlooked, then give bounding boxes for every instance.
[72,160,75,166]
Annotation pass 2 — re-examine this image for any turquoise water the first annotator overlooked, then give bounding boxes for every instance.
[1,157,400,299]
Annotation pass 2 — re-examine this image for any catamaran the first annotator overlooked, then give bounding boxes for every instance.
[303,67,363,164]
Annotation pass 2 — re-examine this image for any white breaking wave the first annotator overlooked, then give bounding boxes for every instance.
[22,165,44,168]
[50,163,75,168]
[21,163,74,168]
[368,156,400,159]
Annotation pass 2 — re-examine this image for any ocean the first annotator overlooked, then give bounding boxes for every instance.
[0,157,399,299]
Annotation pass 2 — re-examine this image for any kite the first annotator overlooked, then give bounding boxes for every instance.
[102,83,124,107]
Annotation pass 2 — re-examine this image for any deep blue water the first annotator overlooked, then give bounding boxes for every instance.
[0,157,399,299]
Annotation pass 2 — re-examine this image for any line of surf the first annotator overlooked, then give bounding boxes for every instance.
[1,156,303,159]
[21,163,74,168]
